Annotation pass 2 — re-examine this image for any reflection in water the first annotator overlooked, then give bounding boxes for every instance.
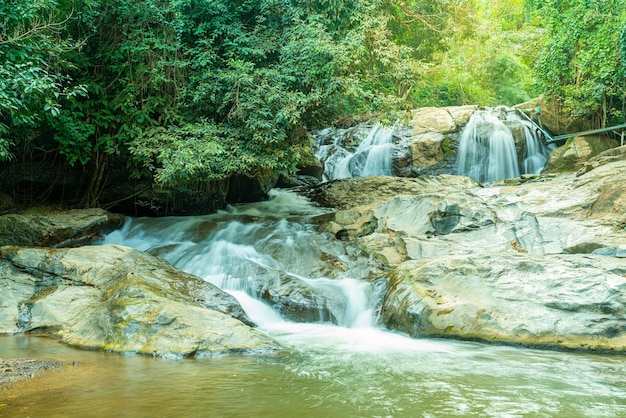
[2,191,626,417]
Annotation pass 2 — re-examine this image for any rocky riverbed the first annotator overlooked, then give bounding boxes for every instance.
[0,358,62,389]
[1,143,625,358]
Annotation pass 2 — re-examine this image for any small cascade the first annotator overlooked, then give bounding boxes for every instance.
[510,113,551,175]
[102,190,378,330]
[457,107,550,183]
[315,122,395,181]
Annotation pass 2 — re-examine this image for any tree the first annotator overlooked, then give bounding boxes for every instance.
[529,0,626,127]
[0,0,84,160]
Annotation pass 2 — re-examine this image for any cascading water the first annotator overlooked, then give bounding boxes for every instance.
[513,112,552,174]
[457,107,550,183]
[6,190,626,417]
[315,122,395,181]
[102,190,379,331]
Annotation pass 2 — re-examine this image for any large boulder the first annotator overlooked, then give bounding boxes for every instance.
[257,274,348,324]
[543,136,620,174]
[496,158,626,224]
[394,106,478,176]
[0,244,281,357]
[0,208,125,247]
[382,253,626,351]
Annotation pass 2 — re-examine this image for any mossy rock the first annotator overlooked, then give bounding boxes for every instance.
[543,136,619,174]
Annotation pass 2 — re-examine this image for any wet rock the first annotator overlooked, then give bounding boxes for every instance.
[0,245,281,357]
[382,253,626,352]
[394,106,477,176]
[0,208,125,247]
[307,156,626,352]
[257,274,347,324]
[592,247,626,258]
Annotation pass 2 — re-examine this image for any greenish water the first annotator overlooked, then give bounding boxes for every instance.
[3,190,626,417]
[1,333,626,417]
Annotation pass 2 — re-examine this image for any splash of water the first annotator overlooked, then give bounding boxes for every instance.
[102,190,379,334]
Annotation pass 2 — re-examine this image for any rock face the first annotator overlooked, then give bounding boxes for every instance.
[383,253,626,351]
[310,148,626,352]
[543,136,619,173]
[0,245,281,357]
[397,106,477,176]
[0,208,125,247]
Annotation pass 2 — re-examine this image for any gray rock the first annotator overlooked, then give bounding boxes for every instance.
[382,253,626,352]
[592,247,626,258]
[0,208,124,247]
[543,136,620,174]
[308,157,626,352]
[302,174,480,211]
[257,274,347,324]
[0,245,281,357]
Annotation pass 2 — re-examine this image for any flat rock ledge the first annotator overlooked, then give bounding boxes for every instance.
[0,244,282,357]
[382,252,626,353]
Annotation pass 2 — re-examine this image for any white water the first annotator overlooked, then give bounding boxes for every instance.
[315,122,395,180]
[102,189,381,336]
[457,108,550,183]
[5,190,626,417]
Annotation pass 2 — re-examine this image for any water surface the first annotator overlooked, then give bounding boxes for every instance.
[2,190,626,417]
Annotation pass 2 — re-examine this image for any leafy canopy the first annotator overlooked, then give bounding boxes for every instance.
[0,0,560,203]
[529,0,626,126]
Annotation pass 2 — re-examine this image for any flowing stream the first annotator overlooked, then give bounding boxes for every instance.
[2,191,626,417]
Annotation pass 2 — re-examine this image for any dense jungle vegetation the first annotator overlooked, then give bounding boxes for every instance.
[1,0,625,209]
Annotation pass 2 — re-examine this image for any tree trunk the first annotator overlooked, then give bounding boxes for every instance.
[82,152,108,208]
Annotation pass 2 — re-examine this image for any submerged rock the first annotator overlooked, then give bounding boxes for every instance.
[0,245,281,357]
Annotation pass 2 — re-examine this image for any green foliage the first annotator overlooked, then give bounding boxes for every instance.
[413,0,540,106]
[529,0,626,125]
[0,0,552,202]
[0,0,83,160]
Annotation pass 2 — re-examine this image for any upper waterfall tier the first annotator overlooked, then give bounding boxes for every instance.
[456,107,551,183]
[312,107,551,184]
[315,122,395,181]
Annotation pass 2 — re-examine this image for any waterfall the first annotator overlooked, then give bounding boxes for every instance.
[457,107,550,183]
[513,113,551,175]
[102,190,378,331]
[315,122,395,181]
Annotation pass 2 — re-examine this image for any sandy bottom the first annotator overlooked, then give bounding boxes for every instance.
[0,359,99,408]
